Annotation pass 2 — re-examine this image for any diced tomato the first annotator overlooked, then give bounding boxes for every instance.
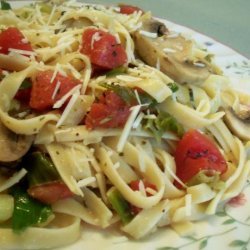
[80,28,127,70]
[29,70,80,111]
[174,129,227,187]
[85,91,131,129]
[15,88,31,103]
[28,181,73,204]
[119,4,143,15]
[0,27,33,55]
[129,180,157,215]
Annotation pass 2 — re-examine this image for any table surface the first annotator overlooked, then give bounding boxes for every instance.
[85,0,250,59]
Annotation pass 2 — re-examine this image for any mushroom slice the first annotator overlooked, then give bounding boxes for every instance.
[133,19,218,84]
[224,108,250,141]
[63,17,93,29]
[0,121,33,162]
[0,54,30,72]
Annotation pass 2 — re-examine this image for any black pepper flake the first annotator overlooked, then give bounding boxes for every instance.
[112,51,117,57]
[119,152,124,157]
[76,133,79,136]
[56,151,60,155]
[187,149,208,159]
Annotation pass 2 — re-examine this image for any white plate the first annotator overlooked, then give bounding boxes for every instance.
[10,1,250,250]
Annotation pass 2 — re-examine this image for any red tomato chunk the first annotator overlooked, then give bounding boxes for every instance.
[80,28,127,70]
[30,70,80,111]
[85,91,131,129]
[15,88,32,104]
[28,181,73,204]
[119,4,143,15]
[0,27,33,55]
[174,129,227,186]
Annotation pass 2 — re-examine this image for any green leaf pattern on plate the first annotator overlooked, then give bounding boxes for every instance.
[158,181,250,250]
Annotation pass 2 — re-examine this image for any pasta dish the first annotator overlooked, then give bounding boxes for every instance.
[0,0,249,249]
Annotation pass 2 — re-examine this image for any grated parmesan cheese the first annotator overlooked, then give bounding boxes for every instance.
[193,62,206,68]
[53,84,81,109]
[134,89,141,105]
[139,30,158,38]
[77,177,96,188]
[113,162,120,169]
[132,112,144,129]
[145,187,157,196]
[116,75,142,82]
[47,4,57,25]
[163,48,177,54]
[0,169,27,192]
[21,38,28,44]
[8,48,37,56]
[56,90,80,127]
[116,105,141,152]
[91,31,102,50]
[52,81,61,100]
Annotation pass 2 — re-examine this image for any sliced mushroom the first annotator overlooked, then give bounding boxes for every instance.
[0,121,33,162]
[224,108,250,141]
[0,54,30,72]
[133,19,218,84]
[63,17,93,29]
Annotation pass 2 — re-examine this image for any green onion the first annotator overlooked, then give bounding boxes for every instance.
[24,152,60,187]
[19,79,32,90]
[107,187,133,224]
[100,82,157,108]
[10,185,52,232]
[143,110,184,141]
[1,1,11,10]
[167,82,179,93]
[105,66,127,77]
[100,82,136,105]
[187,170,225,190]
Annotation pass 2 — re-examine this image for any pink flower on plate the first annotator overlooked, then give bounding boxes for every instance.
[227,193,247,208]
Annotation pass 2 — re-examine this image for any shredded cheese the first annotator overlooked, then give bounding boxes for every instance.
[56,90,80,127]
[163,48,177,54]
[145,187,157,196]
[116,75,142,82]
[8,48,37,56]
[91,31,102,50]
[77,177,96,188]
[0,169,27,192]
[139,30,158,38]
[132,112,144,129]
[52,81,61,100]
[53,84,81,109]
[116,105,141,152]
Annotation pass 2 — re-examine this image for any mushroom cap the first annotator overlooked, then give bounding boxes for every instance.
[224,108,250,141]
[0,54,30,72]
[133,19,218,84]
[0,121,33,162]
